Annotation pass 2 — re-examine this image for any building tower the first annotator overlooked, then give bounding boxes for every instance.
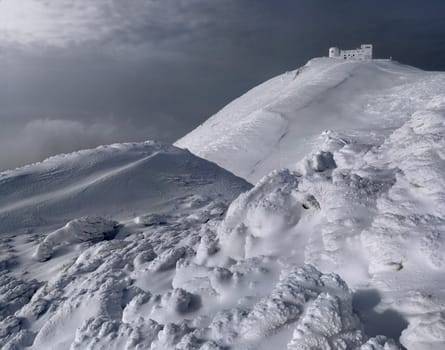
[329,47,340,58]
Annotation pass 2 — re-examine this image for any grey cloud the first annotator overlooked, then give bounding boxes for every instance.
[0,0,241,52]
[0,117,171,170]
[0,119,113,169]
[1,0,445,170]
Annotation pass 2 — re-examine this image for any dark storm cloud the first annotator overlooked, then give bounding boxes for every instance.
[1,0,445,170]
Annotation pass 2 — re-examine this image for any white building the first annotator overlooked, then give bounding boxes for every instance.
[329,44,373,60]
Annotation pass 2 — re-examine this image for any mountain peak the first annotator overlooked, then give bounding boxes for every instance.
[176,58,432,182]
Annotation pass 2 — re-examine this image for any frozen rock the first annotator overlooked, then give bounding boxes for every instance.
[0,273,41,320]
[195,231,219,264]
[218,169,309,258]
[163,288,202,314]
[287,293,364,349]
[241,297,300,340]
[34,241,54,263]
[151,322,193,350]
[34,216,119,262]
[71,317,162,350]
[148,247,187,272]
[208,308,248,345]
[361,335,400,350]
[241,265,364,345]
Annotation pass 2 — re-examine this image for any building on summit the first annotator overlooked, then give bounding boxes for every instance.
[329,44,373,60]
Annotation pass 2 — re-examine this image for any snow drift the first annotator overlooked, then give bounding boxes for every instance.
[0,141,251,234]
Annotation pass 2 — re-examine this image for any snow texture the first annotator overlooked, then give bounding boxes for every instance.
[2,58,445,349]
[176,58,431,183]
[34,216,119,262]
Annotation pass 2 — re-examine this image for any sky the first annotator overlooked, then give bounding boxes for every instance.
[1,0,445,170]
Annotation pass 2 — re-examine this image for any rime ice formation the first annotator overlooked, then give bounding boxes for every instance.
[2,58,445,349]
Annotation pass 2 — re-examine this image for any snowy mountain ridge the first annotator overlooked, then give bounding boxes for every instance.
[176,58,438,182]
[2,58,445,349]
[177,57,445,349]
[0,141,250,232]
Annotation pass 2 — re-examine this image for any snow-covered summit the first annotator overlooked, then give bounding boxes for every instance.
[173,57,445,349]
[176,58,444,182]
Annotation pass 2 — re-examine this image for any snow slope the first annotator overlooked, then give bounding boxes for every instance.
[0,142,252,348]
[177,58,445,349]
[176,58,439,183]
[0,141,395,350]
[215,104,445,349]
[0,141,250,234]
[3,58,445,350]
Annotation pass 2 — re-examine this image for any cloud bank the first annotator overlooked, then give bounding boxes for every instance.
[0,119,114,169]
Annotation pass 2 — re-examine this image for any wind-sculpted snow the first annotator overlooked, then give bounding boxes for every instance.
[34,216,119,262]
[0,141,251,233]
[176,58,445,349]
[2,59,445,349]
[0,177,400,350]
[1,202,396,349]
[0,141,252,349]
[214,95,445,348]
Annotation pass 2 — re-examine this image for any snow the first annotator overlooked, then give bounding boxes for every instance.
[34,217,119,262]
[175,58,436,183]
[175,58,445,349]
[212,83,445,348]
[0,141,252,349]
[2,58,445,349]
[0,141,250,233]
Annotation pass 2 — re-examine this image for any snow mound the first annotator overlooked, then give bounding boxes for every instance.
[0,141,251,234]
[176,58,444,182]
[34,216,119,262]
[217,169,314,259]
[148,247,188,272]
